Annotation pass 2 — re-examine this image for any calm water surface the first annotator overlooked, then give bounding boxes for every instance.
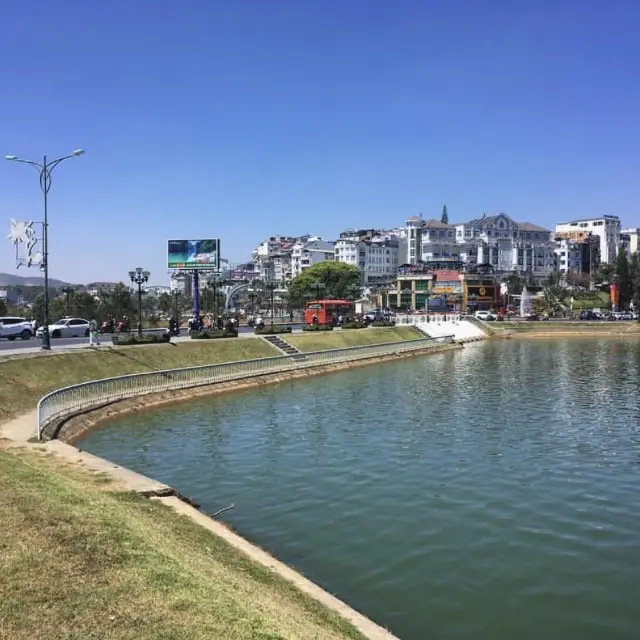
[80,339,640,640]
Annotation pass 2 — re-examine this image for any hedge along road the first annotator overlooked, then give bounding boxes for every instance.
[0,324,308,352]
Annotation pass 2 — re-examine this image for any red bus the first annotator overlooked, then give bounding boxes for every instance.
[305,299,354,325]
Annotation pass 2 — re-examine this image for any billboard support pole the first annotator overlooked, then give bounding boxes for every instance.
[193,270,200,317]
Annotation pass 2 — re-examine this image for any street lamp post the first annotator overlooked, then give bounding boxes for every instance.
[247,288,257,318]
[128,267,150,336]
[264,281,277,324]
[468,292,477,314]
[61,286,74,316]
[310,281,325,302]
[172,289,182,321]
[207,275,222,318]
[5,149,85,350]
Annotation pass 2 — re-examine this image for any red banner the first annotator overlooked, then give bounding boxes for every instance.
[610,283,618,309]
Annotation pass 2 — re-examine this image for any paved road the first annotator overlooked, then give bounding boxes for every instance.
[0,323,306,353]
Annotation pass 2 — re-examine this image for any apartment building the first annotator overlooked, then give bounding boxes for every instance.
[555,215,621,264]
[553,230,600,278]
[406,213,555,274]
[334,228,402,284]
[290,239,335,278]
[252,235,310,282]
[621,227,639,257]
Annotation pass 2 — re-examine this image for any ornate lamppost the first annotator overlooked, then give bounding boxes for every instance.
[206,273,223,318]
[5,149,85,350]
[128,267,150,336]
[263,280,278,324]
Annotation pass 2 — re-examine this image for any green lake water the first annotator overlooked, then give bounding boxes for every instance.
[79,339,640,640]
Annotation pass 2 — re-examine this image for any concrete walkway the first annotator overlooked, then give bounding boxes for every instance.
[0,411,173,495]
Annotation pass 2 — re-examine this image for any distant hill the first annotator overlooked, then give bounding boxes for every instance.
[0,272,73,288]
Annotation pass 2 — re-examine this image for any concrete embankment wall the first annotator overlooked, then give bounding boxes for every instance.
[54,341,462,443]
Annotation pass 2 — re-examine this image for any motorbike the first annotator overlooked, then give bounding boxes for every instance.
[99,321,114,334]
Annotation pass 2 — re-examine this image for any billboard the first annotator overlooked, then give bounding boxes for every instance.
[168,239,220,270]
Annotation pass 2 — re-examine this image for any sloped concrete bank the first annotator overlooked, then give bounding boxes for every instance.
[53,341,462,444]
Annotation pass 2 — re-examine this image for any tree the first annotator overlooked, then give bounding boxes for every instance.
[100,283,135,320]
[503,272,524,296]
[630,253,640,319]
[595,262,616,285]
[157,292,174,316]
[32,294,66,324]
[614,251,632,309]
[0,298,6,316]
[288,262,361,305]
[441,205,449,225]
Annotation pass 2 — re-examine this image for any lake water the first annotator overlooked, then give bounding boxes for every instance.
[79,339,640,640]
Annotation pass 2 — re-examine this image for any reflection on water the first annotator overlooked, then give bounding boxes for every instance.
[81,339,640,640]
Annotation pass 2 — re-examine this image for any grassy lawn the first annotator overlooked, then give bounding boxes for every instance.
[0,447,365,640]
[0,340,278,424]
[287,326,423,352]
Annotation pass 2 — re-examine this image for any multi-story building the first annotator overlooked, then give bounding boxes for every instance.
[555,215,621,264]
[334,228,401,284]
[290,239,335,278]
[621,227,639,257]
[553,231,600,279]
[406,213,555,275]
[252,235,310,282]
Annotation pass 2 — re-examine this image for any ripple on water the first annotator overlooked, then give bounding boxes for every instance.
[80,339,640,640]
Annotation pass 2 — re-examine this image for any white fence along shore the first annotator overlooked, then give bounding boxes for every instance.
[36,336,455,440]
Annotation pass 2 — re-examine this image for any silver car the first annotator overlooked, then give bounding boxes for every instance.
[37,317,91,339]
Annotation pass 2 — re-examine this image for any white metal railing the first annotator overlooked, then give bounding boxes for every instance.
[461,314,495,335]
[396,313,462,325]
[36,336,454,440]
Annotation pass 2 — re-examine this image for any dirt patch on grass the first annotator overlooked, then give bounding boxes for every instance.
[287,327,423,352]
[0,448,368,640]
[0,340,278,424]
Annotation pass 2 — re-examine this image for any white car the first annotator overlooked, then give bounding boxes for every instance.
[0,316,34,341]
[475,310,497,321]
[37,317,91,339]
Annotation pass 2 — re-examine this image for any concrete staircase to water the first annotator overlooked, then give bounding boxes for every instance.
[409,319,488,343]
[260,334,306,359]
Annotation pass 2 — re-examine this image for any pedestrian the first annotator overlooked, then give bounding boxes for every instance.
[89,318,100,346]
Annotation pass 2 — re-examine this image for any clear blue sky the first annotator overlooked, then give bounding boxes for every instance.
[1,0,639,284]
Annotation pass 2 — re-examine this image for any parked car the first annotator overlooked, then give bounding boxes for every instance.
[0,316,34,341]
[475,310,497,321]
[525,313,540,321]
[36,317,91,339]
[612,312,634,321]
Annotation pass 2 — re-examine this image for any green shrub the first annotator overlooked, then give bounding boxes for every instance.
[371,320,396,327]
[190,330,238,340]
[302,324,334,332]
[341,322,368,330]
[255,324,293,335]
[111,332,171,346]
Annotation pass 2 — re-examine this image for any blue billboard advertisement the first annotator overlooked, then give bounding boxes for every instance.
[167,239,220,270]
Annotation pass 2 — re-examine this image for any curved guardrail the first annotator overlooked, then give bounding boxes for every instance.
[35,336,455,440]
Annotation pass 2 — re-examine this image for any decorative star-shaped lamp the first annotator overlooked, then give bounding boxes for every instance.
[7,219,35,245]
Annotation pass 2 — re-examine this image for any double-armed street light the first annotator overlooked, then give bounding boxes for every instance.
[129,267,150,336]
[5,149,85,350]
[263,280,278,322]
